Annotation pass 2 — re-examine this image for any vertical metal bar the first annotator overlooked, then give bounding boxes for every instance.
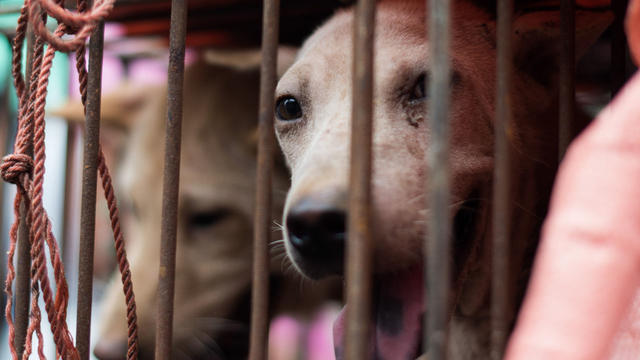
[559,0,575,160]
[14,26,36,359]
[424,0,451,357]
[154,0,187,358]
[345,1,375,359]
[76,19,105,360]
[248,0,279,359]
[611,0,628,96]
[491,0,513,358]
[62,125,78,264]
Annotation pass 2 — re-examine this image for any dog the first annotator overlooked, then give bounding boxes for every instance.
[56,50,341,360]
[275,1,611,359]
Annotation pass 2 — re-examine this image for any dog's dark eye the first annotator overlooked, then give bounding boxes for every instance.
[275,96,302,121]
[409,73,427,102]
[188,208,231,230]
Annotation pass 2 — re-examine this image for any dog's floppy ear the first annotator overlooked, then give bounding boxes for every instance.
[52,82,163,168]
[512,8,613,86]
[51,82,161,130]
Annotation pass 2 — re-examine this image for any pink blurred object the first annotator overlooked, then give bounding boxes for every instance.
[69,24,197,99]
[268,305,339,360]
[308,304,340,360]
[269,316,302,360]
[505,3,640,358]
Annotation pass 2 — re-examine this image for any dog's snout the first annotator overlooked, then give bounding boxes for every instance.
[286,196,346,278]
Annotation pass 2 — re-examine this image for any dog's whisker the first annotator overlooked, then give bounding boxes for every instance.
[271,253,287,262]
[271,245,286,252]
[270,248,285,254]
[284,261,298,277]
[280,255,293,274]
[269,239,286,247]
[272,220,285,231]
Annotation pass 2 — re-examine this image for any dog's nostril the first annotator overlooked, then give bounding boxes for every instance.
[287,209,346,254]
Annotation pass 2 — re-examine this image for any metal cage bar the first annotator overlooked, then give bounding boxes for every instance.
[491,0,513,358]
[248,0,280,359]
[344,0,375,359]
[559,0,575,160]
[154,0,187,358]
[76,19,105,360]
[425,0,452,357]
[14,25,36,359]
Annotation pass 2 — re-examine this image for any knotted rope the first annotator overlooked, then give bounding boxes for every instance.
[2,0,138,359]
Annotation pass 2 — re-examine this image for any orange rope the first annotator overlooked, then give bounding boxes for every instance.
[1,0,138,359]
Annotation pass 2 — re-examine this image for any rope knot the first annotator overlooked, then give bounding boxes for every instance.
[1,154,33,185]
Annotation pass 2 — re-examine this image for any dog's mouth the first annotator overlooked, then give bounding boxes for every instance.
[333,194,486,360]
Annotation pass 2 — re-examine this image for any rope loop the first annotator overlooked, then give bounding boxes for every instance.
[1,154,33,185]
[28,0,116,53]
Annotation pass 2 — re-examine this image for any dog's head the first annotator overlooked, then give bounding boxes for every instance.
[275,1,611,358]
[92,51,297,360]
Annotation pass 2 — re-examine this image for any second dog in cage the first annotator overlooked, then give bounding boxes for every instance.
[60,51,341,359]
[275,0,611,359]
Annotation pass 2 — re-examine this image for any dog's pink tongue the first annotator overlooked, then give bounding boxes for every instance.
[333,266,424,360]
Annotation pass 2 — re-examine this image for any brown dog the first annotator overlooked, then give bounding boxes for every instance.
[275,1,610,359]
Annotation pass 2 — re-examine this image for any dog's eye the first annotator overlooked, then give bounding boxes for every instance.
[409,73,427,102]
[275,96,303,121]
[188,208,231,230]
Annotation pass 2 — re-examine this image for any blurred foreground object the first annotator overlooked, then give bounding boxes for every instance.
[505,1,640,358]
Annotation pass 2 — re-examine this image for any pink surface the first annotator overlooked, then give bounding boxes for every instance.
[505,4,640,357]
[269,316,302,360]
[268,306,340,360]
[307,305,340,360]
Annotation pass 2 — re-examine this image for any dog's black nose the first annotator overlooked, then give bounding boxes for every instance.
[286,197,345,278]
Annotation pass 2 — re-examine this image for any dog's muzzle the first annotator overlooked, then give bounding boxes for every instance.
[286,194,346,279]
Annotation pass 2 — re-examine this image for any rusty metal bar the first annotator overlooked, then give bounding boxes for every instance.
[344,0,375,359]
[424,0,451,357]
[491,0,513,358]
[558,0,575,160]
[76,19,105,360]
[154,0,187,358]
[611,0,628,96]
[14,25,36,359]
[62,124,80,265]
[248,0,279,359]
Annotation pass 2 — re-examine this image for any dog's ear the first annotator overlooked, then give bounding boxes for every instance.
[512,9,613,86]
[202,46,298,78]
[52,82,162,169]
[51,82,160,131]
